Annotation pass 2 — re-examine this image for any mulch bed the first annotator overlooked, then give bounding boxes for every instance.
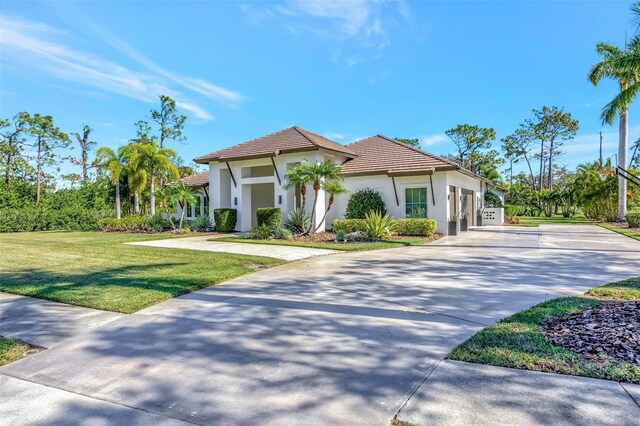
[289,232,442,244]
[542,302,640,365]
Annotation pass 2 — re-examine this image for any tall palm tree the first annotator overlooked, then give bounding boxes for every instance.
[284,162,312,212]
[588,40,640,220]
[95,146,126,219]
[170,182,197,229]
[122,144,147,214]
[314,180,348,233]
[130,140,179,216]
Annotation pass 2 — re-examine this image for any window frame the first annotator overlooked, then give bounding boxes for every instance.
[403,186,428,219]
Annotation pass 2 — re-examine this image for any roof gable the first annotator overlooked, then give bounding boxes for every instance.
[194,126,356,163]
[341,135,459,176]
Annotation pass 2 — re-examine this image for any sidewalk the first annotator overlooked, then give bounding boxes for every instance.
[397,360,640,426]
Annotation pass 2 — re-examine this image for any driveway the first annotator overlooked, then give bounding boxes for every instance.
[1,225,639,425]
[127,235,337,261]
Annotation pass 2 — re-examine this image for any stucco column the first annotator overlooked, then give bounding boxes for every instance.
[313,185,327,232]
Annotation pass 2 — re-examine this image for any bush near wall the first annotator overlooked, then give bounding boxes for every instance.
[256,207,282,229]
[214,208,237,232]
[345,188,387,219]
[98,215,151,232]
[0,208,112,232]
[333,217,437,237]
[627,212,640,228]
[395,219,437,236]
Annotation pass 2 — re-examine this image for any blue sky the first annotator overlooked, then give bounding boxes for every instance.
[1,1,638,180]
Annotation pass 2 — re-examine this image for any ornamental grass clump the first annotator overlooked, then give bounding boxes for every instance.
[362,210,397,240]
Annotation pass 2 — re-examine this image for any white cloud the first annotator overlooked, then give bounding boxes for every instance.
[422,134,448,146]
[0,15,243,121]
[323,131,346,140]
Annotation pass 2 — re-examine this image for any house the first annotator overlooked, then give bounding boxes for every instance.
[178,126,504,234]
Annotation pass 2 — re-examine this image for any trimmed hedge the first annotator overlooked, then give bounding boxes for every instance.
[256,207,282,229]
[333,217,437,237]
[0,208,112,232]
[98,215,151,232]
[214,208,237,232]
[332,218,366,233]
[345,188,387,219]
[395,219,437,236]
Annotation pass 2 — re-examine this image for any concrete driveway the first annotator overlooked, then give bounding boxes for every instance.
[1,225,638,425]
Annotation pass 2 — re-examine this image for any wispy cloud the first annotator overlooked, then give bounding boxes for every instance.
[242,0,412,65]
[323,131,346,141]
[0,15,243,121]
[422,133,449,146]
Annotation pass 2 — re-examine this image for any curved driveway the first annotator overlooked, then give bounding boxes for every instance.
[1,225,639,425]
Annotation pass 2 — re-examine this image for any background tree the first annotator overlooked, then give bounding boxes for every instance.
[394,138,420,148]
[71,124,97,182]
[0,115,25,187]
[151,95,187,148]
[589,40,639,219]
[96,146,126,219]
[19,113,70,203]
[444,124,496,172]
[528,106,578,190]
[130,141,179,216]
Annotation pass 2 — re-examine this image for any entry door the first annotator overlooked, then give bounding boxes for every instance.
[461,189,473,225]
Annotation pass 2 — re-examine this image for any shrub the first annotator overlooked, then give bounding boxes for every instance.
[284,208,310,234]
[256,207,282,229]
[214,208,237,232]
[98,215,151,232]
[0,208,111,232]
[484,191,503,208]
[504,204,519,217]
[274,227,293,240]
[362,210,397,240]
[345,188,387,219]
[626,212,640,228]
[250,224,271,240]
[192,215,213,232]
[335,229,346,242]
[150,213,171,231]
[396,219,436,236]
[332,218,366,233]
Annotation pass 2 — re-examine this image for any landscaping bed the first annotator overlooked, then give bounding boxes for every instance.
[448,277,640,384]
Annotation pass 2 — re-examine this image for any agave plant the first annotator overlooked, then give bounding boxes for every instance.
[191,215,213,232]
[284,208,311,235]
[362,210,397,240]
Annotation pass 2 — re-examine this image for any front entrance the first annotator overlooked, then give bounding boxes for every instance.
[461,189,474,226]
[250,183,275,227]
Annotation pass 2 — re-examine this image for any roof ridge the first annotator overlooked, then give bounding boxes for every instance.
[292,126,321,148]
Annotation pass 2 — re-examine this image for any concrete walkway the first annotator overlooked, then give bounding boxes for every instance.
[0,292,123,348]
[127,235,337,261]
[1,225,638,424]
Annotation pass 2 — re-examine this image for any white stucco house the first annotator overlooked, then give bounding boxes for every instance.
[177,126,505,234]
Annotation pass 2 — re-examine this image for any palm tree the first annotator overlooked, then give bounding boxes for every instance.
[121,144,147,214]
[95,146,126,219]
[284,162,312,212]
[155,186,176,229]
[314,180,348,233]
[130,140,179,216]
[588,40,640,220]
[170,182,197,229]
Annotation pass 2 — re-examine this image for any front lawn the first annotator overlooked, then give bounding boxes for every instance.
[448,277,640,384]
[510,214,592,227]
[215,235,438,252]
[0,232,282,313]
[0,336,33,366]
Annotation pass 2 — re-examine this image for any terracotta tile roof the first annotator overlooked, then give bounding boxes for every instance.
[194,126,357,163]
[178,171,209,187]
[341,135,459,176]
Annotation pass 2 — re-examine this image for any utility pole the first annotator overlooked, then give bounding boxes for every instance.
[599,129,603,167]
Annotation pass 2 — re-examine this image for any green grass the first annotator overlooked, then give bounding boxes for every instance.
[0,231,282,313]
[511,214,592,227]
[448,277,640,384]
[598,223,640,241]
[0,336,32,366]
[214,236,433,252]
[586,277,640,300]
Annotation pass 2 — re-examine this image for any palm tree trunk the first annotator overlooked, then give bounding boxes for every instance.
[179,207,185,230]
[547,138,554,190]
[36,139,42,204]
[134,192,140,214]
[115,181,121,219]
[314,196,334,233]
[307,186,320,235]
[538,140,545,190]
[524,153,535,189]
[618,108,628,220]
[150,175,156,216]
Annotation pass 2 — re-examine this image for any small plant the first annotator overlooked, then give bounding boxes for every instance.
[191,215,213,232]
[250,224,272,240]
[345,188,387,219]
[284,208,311,235]
[274,227,293,240]
[626,212,640,228]
[335,229,346,242]
[214,208,237,232]
[362,210,397,240]
[256,207,282,229]
[150,213,168,231]
[448,212,460,222]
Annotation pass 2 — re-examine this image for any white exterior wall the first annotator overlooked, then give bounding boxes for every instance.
[207,150,348,232]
